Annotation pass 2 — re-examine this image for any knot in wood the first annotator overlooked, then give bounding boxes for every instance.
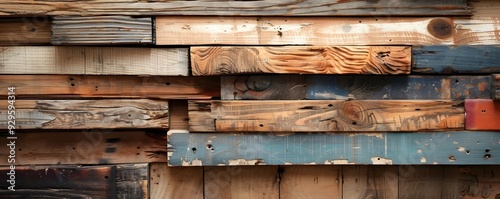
[342,102,368,125]
[246,76,272,91]
[427,18,454,40]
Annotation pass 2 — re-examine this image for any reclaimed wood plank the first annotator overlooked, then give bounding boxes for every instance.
[465,99,500,130]
[168,131,500,166]
[0,46,188,75]
[0,75,219,99]
[116,164,148,199]
[413,46,500,74]
[0,165,115,198]
[52,16,152,45]
[150,163,203,199]
[204,166,279,199]
[157,17,499,45]
[0,17,51,45]
[399,166,461,199]
[494,74,500,100]
[191,46,411,75]
[343,166,398,198]
[280,166,342,199]
[221,75,309,100]
[0,99,168,129]
[0,0,470,16]
[0,131,168,165]
[189,100,464,132]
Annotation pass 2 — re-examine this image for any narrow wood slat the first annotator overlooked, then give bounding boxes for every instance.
[413,46,500,74]
[0,99,168,129]
[168,131,500,166]
[343,166,398,199]
[280,166,342,199]
[0,0,469,16]
[0,131,167,165]
[494,74,500,100]
[189,100,464,132]
[0,75,220,99]
[150,163,203,199]
[191,46,411,75]
[116,164,148,199]
[0,46,188,75]
[157,17,498,45]
[0,18,51,45]
[465,99,500,130]
[52,16,152,45]
[222,75,492,100]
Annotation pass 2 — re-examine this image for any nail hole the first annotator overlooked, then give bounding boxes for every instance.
[206,144,213,149]
[136,153,140,155]
[455,79,460,83]
[484,154,492,159]
[449,155,456,161]
[482,110,486,113]
[485,149,490,153]
[466,150,470,154]
[31,27,37,32]
[18,148,22,151]
[415,108,421,111]
[352,121,357,125]
[128,114,131,117]
[137,146,140,149]
[328,104,333,107]
[69,77,74,81]
[104,176,109,179]
[359,21,362,23]
[72,147,76,150]
[192,147,197,152]
[259,124,264,127]
[71,83,75,87]
[165,82,171,86]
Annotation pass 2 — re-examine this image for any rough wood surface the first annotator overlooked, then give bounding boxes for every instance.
[191,46,411,75]
[157,17,499,45]
[116,164,148,199]
[0,75,220,99]
[399,166,460,199]
[222,75,492,100]
[52,16,152,45]
[465,99,500,130]
[0,46,188,75]
[169,100,189,130]
[188,100,464,132]
[0,165,115,198]
[0,17,51,45]
[0,131,167,165]
[204,166,279,199]
[150,163,203,199]
[0,0,470,16]
[413,46,500,74]
[494,74,500,100]
[0,99,168,129]
[280,166,342,199]
[168,131,500,166]
[343,166,398,199]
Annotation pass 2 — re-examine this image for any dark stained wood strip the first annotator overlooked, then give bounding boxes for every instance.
[116,164,149,199]
[465,99,500,130]
[189,100,465,132]
[191,46,411,75]
[0,17,51,45]
[494,74,500,100]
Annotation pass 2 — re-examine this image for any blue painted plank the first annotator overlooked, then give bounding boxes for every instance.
[169,132,500,166]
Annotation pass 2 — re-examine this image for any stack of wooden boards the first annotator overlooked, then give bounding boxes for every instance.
[0,0,500,198]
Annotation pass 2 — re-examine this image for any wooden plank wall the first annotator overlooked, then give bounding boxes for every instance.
[1,0,499,198]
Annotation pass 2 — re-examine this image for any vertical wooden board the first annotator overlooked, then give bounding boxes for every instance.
[343,166,398,199]
[0,17,51,45]
[204,166,279,199]
[493,74,500,100]
[399,166,461,199]
[116,164,148,199]
[188,100,216,132]
[465,99,500,130]
[413,46,500,74]
[0,165,115,198]
[169,100,189,130]
[221,75,307,100]
[459,166,500,199]
[191,46,411,75]
[280,166,342,199]
[150,163,203,199]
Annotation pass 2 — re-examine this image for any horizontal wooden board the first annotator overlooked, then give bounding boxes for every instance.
[168,131,500,166]
[0,17,51,45]
[0,99,168,129]
[156,17,499,45]
[494,74,500,100]
[0,75,220,99]
[0,47,188,75]
[465,99,500,130]
[116,164,148,199]
[191,46,411,75]
[0,131,167,165]
[413,46,500,74]
[188,100,464,132]
[222,75,492,100]
[52,16,152,45]
[0,0,469,16]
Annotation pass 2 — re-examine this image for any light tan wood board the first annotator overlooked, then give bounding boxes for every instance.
[280,166,342,199]
[343,166,398,199]
[150,163,203,199]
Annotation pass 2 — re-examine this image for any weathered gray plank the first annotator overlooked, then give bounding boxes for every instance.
[116,164,148,199]
[168,132,500,166]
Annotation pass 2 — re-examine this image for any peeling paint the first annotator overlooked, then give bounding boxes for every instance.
[228,159,264,165]
[332,159,352,164]
[284,162,293,165]
[417,149,423,154]
[182,159,203,166]
[371,157,393,165]
[453,141,459,144]
[421,157,427,163]
[348,133,384,139]
[457,146,466,152]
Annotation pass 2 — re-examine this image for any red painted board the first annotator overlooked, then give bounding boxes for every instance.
[465,99,500,130]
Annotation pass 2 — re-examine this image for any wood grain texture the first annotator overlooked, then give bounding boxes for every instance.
[52,16,152,45]
[494,74,500,100]
[343,166,398,199]
[280,166,342,199]
[0,17,51,45]
[399,166,460,199]
[204,166,279,199]
[413,46,500,74]
[150,163,203,199]
[188,100,464,132]
[0,131,168,165]
[0,46,188,75]
[0,0,469,16]
[191,46,411,75]
[0,165,115,198]
[0,75,220,99]
[465,99,500,130]
[168,132,500,166]
[116,164,148,199]
[0,99,168,129]
[157,17,499,45]
[221,75,309,100]
[169,100,189,130]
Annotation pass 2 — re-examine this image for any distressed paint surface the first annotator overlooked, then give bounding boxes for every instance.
[494,74,500,100]
[465,99,500,130]
[168,132,500,166]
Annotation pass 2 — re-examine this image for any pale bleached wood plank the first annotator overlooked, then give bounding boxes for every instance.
[149,163,203,199]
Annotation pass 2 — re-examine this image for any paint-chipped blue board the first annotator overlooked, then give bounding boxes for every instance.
[169,132,500,166]
[413,46,500,74]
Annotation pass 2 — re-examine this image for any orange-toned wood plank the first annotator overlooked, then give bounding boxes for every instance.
[466,99,500,130]
[0,17,51,45]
